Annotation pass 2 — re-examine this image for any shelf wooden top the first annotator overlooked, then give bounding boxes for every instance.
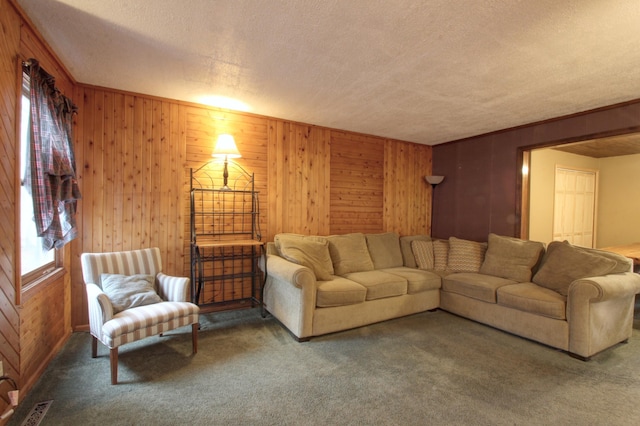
[600,242,640,265]
[194,239,264,248]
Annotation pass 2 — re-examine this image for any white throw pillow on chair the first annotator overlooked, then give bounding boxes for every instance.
[101,273,163,313]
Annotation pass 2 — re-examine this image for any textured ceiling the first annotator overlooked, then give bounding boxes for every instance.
[16,0,640,145]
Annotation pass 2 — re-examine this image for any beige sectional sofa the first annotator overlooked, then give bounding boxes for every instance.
[263,232,640,360]
[263,232,441,341]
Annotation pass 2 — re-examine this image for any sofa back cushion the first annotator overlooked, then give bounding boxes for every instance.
[532,240,617,296]
[447,237,487,273]
[480,233,545,282]
[400,235,431,268]
[276,234,335,281]
[327,233,375,275]
[366,232,404,269]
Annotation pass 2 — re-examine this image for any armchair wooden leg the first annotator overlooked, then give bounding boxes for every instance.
[110,348,118,385]
[192,323,198,354]
[91,336,98,358]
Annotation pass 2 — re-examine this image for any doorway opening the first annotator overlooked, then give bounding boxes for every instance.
[519,131,640,248]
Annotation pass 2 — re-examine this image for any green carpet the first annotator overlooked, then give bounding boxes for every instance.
[8,308,640,425]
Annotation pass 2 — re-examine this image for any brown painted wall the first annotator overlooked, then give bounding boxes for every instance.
[432,103,640,242]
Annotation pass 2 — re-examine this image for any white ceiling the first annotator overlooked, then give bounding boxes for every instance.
[16,0,640,145]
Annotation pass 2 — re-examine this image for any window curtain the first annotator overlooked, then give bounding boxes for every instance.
[23,58,81,251]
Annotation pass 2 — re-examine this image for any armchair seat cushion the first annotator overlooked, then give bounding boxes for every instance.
[101,301,199,348]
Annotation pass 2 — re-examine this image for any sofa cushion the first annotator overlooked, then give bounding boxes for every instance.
[532,241,617,296]
[433,239,449,271]
[366,232,404,269]
[327,233,375,275]
[497,282,567,320]
[400,235,431,268]
[343,270,407,300]
[480,233,545,282]
[382,267,441,294]
[316,277,367,307]
[277,236,334,281]
[447,237,487,273]
[411,240,435,270]
[442,272,517,303]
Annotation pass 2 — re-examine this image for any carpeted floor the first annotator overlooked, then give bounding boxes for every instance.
[8,307,640,426]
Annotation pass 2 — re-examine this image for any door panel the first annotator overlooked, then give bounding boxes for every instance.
[553,167,597,248]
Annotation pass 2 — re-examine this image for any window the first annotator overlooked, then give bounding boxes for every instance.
[20,70,57,285]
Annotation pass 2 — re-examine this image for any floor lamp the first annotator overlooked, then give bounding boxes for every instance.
[425,175,444,236]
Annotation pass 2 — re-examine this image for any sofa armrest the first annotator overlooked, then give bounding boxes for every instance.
[265,254,316,290]
[569,272,640,303]
[567,272,640,358]
[263,254,317,339]
[156,272,190,302]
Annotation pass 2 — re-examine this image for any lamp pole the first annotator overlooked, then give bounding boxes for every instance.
[425,176,444,236]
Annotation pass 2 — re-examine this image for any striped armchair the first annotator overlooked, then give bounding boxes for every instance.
[81,247,199,384]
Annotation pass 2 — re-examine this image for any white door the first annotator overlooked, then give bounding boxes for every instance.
[553,167,598,248]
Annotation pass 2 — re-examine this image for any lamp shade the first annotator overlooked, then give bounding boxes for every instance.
[212,134,241,158]
[425,175,444,185]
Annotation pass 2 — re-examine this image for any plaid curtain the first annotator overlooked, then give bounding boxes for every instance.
[23,59,81,251]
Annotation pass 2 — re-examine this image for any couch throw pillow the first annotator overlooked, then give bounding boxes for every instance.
[433,239,449,271]
[400,235,431,268]
[480,233,545,282]
[448,237,487,273]
[411,240,435,270]
[327,233,374,275]
[532,241,617,296]
[366,232,404,269]
[101,273,163,314]
[278,237,335,281]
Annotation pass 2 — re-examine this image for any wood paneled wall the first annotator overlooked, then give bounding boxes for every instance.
[0,1,21,410]
[72,90,195,325]
[1,0,75,416]
[330,131,385,234]
[73,89,433,325]
[268,121,331,237]
[384,140,432,236]
[2,0,432,405]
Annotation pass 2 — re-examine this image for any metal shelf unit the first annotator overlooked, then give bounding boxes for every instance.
[189,161,263,310]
